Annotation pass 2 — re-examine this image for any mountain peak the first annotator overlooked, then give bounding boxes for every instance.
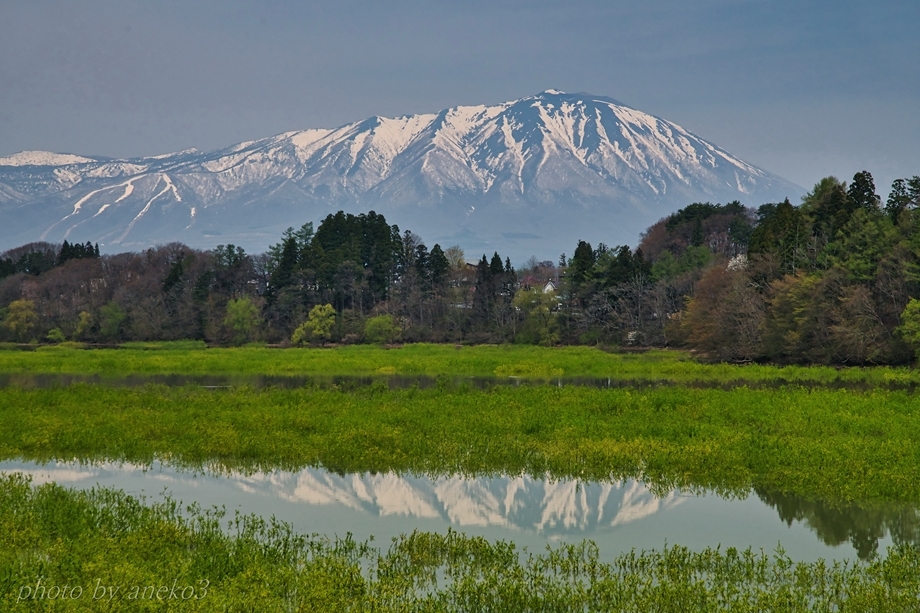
[0,92,801,259]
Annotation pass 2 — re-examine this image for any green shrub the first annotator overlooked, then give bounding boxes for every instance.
[224,297,260,345]
[45,327,66,343]
[364,315,399,344]
[292,304,336,345]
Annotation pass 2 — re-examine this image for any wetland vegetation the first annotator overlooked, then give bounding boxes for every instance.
[2,377,920,504]
[3,343,920,386]
[3,345,920,609]
[4,475,920,612]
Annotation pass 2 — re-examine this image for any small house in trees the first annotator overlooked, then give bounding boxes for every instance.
[543,280,556,294]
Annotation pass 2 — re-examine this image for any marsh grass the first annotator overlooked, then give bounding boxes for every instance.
[2,475,919,612]
[2,384,920,504]
[3,344,920,385]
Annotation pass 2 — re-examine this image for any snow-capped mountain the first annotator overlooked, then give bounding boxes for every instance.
[0,91,801,260]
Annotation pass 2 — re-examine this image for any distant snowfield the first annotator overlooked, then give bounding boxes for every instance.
[0,91,802,259]
[0,151,97,167]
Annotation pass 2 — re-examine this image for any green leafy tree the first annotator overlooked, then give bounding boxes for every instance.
[224,297,260,345]
[291,304,336,345]
[513,287,560,346]
[3,299,38,341]
[897,299,920,360]
[99,302,126,340]
[651,250,680,281]
[651,246,713,281]
[824,208,895,282]
[364,314,400,344]
[74,311,93,340]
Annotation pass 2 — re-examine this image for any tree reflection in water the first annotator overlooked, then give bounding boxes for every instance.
[756,488,920,560]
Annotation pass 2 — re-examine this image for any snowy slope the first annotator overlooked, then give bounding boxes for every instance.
[0,91,801,259]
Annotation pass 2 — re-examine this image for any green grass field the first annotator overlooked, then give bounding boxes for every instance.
[3,343,920,384]
[2,383,919,503]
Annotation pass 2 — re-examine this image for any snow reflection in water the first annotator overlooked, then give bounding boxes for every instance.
[0,460,901,562]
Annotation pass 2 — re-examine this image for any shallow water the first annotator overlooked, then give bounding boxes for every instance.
[2,459,914,562]
[0,372,916,392]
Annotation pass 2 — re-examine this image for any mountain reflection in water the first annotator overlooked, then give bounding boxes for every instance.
[231,470,686,534]
[0,460,910,560]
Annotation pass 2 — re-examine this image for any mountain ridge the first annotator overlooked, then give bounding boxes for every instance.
[0,91,802,260]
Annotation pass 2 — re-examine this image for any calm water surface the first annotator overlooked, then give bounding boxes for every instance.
[2,460,913,562]
[1,372,918,392]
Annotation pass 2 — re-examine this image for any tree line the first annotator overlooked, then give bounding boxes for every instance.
[2,171,920,363]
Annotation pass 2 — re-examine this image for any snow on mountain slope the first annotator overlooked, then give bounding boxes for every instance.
[0,91,802,259]
[0,151,98,167]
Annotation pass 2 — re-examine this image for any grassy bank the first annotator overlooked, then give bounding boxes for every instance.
[2,475,919,612]
[2,384,919,503]
[2,343,920,384]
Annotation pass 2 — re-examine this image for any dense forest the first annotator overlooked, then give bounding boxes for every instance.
[2,171,920,364]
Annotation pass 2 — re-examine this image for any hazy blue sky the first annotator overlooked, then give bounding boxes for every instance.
[1,0,917,194]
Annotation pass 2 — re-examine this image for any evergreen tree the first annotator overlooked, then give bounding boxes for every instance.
[267,236,299,299]
[414,243,431,288]
[428,244,449,288]
[472,254,494,324]
[749,199,809,276]
[268,223,314,272]
[802,177,853,241]
[162,253,186,294]
[0,258,14,281]
[489,252,504,277]
[886,176,920,225]
[847,170,880,212]
[886,179,911,224]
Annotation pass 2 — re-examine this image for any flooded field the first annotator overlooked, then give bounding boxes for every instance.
[2,371,918,392]
[2,459,911,562]
[4,346,920,608]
